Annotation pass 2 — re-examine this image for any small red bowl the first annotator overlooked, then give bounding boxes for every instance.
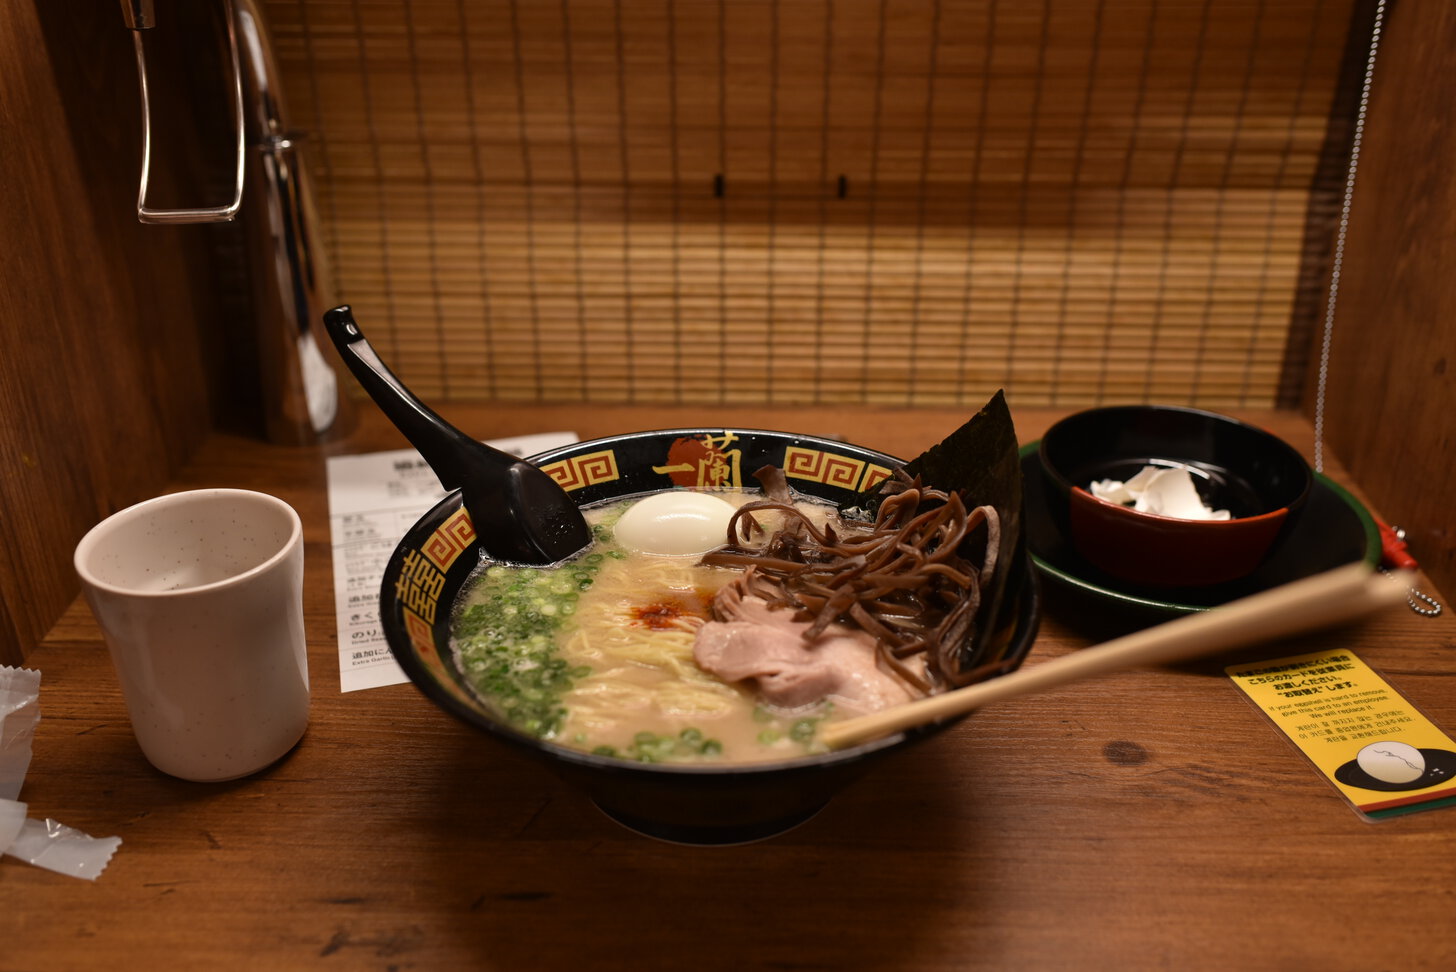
[1037,406,1312,589]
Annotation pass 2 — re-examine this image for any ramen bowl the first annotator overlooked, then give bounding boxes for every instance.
[1037,405,1312,589]
[380,428,1039,845]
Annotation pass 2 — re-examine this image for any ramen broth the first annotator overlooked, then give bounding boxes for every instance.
[450,488,864,765]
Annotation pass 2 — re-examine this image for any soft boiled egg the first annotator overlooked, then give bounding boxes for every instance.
[613,490,739,556]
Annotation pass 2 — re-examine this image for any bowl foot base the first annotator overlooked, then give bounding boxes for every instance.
[592,800,828,846]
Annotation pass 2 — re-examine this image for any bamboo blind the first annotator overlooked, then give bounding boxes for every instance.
[265,0,1361,408]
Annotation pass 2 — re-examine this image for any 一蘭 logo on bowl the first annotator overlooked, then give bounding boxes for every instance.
[653,433,744,488]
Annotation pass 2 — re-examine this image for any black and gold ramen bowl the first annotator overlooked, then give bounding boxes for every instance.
[380,428,1039,845]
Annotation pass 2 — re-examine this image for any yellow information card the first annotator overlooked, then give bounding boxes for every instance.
[1227,649,1456,820]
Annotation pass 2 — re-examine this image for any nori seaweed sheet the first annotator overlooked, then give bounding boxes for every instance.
[844,389,1025,674]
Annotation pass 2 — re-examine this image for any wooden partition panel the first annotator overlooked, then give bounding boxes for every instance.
[265,0,1362,409]
[0,2,229,663]
[1312,0,1456,602]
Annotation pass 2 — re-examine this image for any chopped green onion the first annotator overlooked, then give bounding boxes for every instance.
[454,551,609,738]
[790,719,817,743]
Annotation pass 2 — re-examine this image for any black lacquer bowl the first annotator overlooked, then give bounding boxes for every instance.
[380,428,1040,845]
[1037,405,1313,588]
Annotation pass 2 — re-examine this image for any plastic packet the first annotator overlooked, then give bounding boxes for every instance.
[1,805,122,881]
[1,665,41,800]
[0,796,23,849]
[0,666,121,880]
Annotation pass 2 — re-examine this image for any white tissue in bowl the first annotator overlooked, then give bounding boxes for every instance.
[1091,465,1230,521]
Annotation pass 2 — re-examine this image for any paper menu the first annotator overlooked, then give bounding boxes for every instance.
[326,431,578,693]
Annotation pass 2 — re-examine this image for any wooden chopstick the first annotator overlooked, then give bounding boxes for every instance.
[818,563,1410,751]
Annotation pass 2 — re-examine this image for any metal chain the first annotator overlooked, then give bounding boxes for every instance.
[1382,527,1445,618]
[1383,566,1445,616]
[1313,0,1384,475]
[1312,1,1440,618]
[1408,588,1445,617]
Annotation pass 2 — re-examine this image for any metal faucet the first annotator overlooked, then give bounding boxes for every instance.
[121,0,351,444]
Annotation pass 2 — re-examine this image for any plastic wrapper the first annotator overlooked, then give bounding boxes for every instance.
[1,805,122,881]
[1,665,40,800]
[0,666,121,880]
[0,796,23,849]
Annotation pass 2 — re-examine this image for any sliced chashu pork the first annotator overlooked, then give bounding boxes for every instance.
[692,593,914,715]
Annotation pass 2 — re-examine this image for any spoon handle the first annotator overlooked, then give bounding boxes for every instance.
[322,305,510,489]
[819,563,1409,750]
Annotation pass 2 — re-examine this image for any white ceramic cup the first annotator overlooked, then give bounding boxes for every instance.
[73,488,309,782]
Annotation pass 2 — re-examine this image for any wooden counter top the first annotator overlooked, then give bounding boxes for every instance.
[7,404,1454,970]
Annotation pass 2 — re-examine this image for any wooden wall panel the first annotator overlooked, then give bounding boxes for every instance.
[1310,0,1456,602]
[0,1,229,663]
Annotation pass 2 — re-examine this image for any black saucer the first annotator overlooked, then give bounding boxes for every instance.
[1020,442,1379,620]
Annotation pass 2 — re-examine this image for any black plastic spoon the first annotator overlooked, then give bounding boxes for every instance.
[322,305,592,565]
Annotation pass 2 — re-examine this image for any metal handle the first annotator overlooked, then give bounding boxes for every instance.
[124,0,246,224]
